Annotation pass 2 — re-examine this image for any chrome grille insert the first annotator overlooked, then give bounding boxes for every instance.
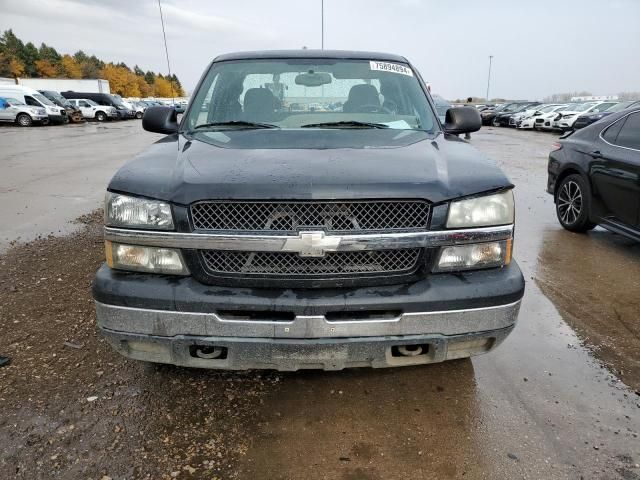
[200,249,421,276]
[191,201,430,232]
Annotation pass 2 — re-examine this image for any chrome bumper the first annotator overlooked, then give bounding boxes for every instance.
[96,300,521,339]
[96,300,520,370]
[99,325,516,371]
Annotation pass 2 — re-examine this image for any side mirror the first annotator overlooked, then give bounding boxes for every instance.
[443,106,481,135]
[142,106,178,134]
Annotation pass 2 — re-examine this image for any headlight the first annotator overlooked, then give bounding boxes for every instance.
[434,240,512,272]
[105,241,188,275]
[447,191,514,228]
[105,192,174,229]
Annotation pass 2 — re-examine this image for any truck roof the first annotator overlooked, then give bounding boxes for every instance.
[214,49,408,63]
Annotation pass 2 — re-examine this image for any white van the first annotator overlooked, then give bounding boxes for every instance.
[0,85,67,124]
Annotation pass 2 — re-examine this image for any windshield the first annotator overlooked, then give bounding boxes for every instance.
[539,105,559,113]
[33,93,55,106]
[572,102,597,112]
[185,59,436,132]
[47,92,73,107]
[513,104,533,112]
[606,101,632,112]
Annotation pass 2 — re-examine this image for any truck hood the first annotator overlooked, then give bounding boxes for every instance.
[109,129,512,205]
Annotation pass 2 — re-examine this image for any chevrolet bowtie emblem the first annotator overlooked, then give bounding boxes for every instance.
[284,231,342,257]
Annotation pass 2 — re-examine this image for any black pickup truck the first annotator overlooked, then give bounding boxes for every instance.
[93,50,524,371]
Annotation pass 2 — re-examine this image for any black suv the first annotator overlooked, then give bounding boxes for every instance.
[93,50,525,371]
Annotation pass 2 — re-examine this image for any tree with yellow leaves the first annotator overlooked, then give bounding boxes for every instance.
[9,57,25,77]
[60,54,82,78]
[0,30,187,97]
[35,59,57,77]
[153,75,174,97]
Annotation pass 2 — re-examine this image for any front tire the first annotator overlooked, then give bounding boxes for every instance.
[136,111,143,119]
[555,174,596,232]
[16,113,33,127]
[95,111,107,122]
[492,117,501,127]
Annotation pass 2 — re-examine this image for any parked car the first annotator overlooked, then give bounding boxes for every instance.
[61,92,135,119]
[38,90,83,123]
[518,104,567,130]
[540,104,581,131]
[493,102,540,127]
[547,108,640,241]
[0,85,67,124]
[552,101,618,132]
[573,100,640,130]
[66,98,118,121]
[0,96,48,126]
[510,104,557,128]
[94,50,524,371]
[130,101,146,119]
[481,103,511,126]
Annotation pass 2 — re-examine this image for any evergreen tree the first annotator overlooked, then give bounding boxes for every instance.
[22,42,39,76]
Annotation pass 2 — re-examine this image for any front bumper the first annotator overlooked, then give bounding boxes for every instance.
[48,114,66,124]
[100,324,516,371]
[93,261,524,370]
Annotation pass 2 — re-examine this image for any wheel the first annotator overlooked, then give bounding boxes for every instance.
[95,111,106,122]
[492,117,501,127]
[16,113,33,127]
[555,174,596,232]
[63,116,70,124]
[136,111,143,119]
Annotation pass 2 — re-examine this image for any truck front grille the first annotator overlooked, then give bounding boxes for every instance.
[191,200,430,233]
[200,249,421,277]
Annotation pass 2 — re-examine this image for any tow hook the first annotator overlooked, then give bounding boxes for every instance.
[191,346,226,359]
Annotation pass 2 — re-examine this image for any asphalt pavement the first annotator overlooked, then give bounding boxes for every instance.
[0,121,638,479]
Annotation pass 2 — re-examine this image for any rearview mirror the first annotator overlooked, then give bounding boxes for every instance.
[443,106,482,135]
[295,72,332,87]
[142,106,178,134]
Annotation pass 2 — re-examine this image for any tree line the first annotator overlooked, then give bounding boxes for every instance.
[0,29,185,98]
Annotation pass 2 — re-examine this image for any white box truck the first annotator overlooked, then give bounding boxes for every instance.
[17,78,110,94]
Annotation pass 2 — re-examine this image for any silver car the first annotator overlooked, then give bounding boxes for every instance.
[0,97,48,126]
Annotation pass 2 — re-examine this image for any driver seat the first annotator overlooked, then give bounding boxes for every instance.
[342,84,380,113]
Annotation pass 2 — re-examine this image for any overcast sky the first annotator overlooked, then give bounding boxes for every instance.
[2,0,639,99]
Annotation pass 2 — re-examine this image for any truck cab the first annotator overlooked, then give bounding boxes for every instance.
[93,50,524,371]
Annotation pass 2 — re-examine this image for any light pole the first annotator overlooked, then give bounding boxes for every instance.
[321,0,324,49]
[486,55,493,101]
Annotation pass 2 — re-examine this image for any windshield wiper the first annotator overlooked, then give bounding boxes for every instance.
[193,120,279,131]
[300,120,389,129]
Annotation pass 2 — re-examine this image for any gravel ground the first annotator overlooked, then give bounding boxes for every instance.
[0,210,281,479]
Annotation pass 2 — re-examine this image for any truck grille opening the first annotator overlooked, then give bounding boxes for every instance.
[200,249,421,277]
[190,200,430,233]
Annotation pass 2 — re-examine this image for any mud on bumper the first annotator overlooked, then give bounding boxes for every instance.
[99,323,516,371]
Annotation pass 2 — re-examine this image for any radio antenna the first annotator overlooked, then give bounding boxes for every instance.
[157,0,175,103]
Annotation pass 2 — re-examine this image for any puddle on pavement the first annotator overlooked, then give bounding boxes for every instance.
[536,228,640,390]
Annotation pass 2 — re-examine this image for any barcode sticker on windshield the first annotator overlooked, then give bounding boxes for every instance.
[369,61,413,76]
